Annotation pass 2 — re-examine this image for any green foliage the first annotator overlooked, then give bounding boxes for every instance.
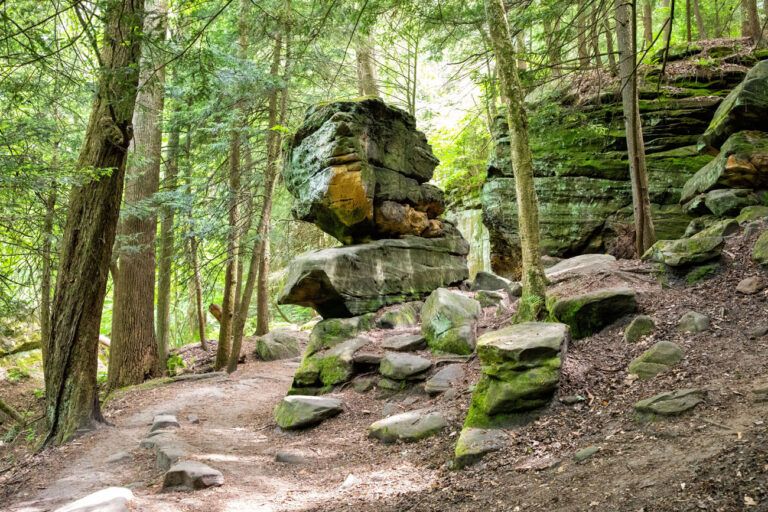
[166,354,186,376]
[7,367,30,383]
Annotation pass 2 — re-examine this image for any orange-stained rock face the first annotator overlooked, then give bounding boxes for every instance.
[323,164,374,228]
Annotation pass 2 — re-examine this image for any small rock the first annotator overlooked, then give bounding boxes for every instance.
[454,428,506,468]
[381,403,401,417]
[156,441,186,471]
[749,324,768,338]
[106,451,131,464]
[381,333,426,352]
[275,450,308,464]
[623,315,655,343]
[368,410,447,443]
[573,446,600,463]
[54,487,134,512]
[634,388,706,419]
[377,377,405,391]
[421,288,482,355]
[737,276,765,295]
[379,352,432,380]
[471,271,513,292]
[677,311,710,333]
[162,461,224,490]
[254,328,306,361]
[628,341,684,380]
[150,414,180,432]
[549,287,637,339]
[560,395,586,405]
[424,364,465,395]
[753,230,768,265]
[352,351,383,365]
[340,474,362,489]
[475,290,506,308]
[352,376,376,393]
[377,302,423,329]
[187,414,200,425]
[274,395,343,430]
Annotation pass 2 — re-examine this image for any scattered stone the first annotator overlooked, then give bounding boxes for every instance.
[634,389,706,419]
[187,414,200,425]
[623,315,655,343]
[352,376,376,393]
[642,236,724,267]
[381,402,401,417]
[560,395,586,405]
[139,431,175,449]
[377,377,405,391]
[421,288,481,355]
[379,353,432,380]
[156,442,185,471]
[254,328,306,361]
[628,341,684,380]
[704,188,758,217]
[737,205,768,223]
[294,336,370,389]
[106,451,131,464]
[549,287,636,339]
[694,218,740,238]
[454,428,506,468]
[737,276,765,294]
[54,487,134,512]
[424,364,465,395]
[368,410,447,443]
[751,383,768,402]
[683,216,715,237]
[677,311,710,333]
[545,254,617,283]
[162,461,224,491]
[376,302,423,329]
[340,474,362,489]
[150,414,180,432]
[574,446,600,463]
[274,395,343,430]
[278,235,469,318]
[471,271,512,293]
[753,231,768,266]
[381,333,426,352]
[475,290,505,308]
[749,324,768,338]
[275,451,309,464]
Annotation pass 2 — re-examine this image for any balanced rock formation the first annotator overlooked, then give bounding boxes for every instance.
[283,98,443,244]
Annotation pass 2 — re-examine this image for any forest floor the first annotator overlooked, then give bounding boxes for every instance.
[2,229,768,511]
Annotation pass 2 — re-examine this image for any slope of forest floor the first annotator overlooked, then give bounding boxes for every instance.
[2,228,768,511]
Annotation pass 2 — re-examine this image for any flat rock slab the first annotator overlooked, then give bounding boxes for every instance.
[549,287,636,339]
[54,487,134,512]
[545,254,618,283]
[424,364,465,395]
[454,428,506,468]
[381,333,426,352]
[368,410,447,443]
[379,352,432,380]
[471,271,513,292]
[163,461,224,491]
[274,395,343,430]
[476,322,569,368]
[635,388,706,418]
[156,442,186,471]
[150,414,180,432]
[475,290,506,308]
[278,235,469,318]
[628,341,684,380]
[275,450,310,464]
[737,276,765,294]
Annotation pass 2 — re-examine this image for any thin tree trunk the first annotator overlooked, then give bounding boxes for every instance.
[693,0,707,38]
[484,0,547,321]
[108,0,168,389]
[616,0,656,255]
[743,0,761,41]
[516,32,527,71]
[686,0,693,41]
[45,0,143,446]
[156,103,179,364]
[189,236,207,349]
[590,2,602,69]
[662,0,673,51]
[40,182,57,367]
[604,18,619,75]
[356,32,380,97]
[543,18,562,77]
[643,1,654,47]
[577,0,590,69]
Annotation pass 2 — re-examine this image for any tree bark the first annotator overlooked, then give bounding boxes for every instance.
[643,1,654,47]
[356,32,380,97]
[686,0,693,41]
[662,0,673,51]
[156,102,179,363]
[693,0,707,38]
[485,0,547,321]
[189,235,208,349]
[108,0,168,389]
[590,2,602,69]
[577,0,590,69]
[743,0,761,42]
[604,18,619,75]
[616,0,656,255]
[40,182,57,367]
[45,0,143,446]
[543,17,562,77]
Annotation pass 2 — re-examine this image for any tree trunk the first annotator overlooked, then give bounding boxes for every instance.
[643,1,654,47]
[604,18,619,75]
[662,0,673,51]
[743,0,761,42]
[693,0,708,38]
[356,33,380,97]
[40,182,57,367]
[108,0,168,389]
[543,17,562,77]
[577,0,590,69]
[686,0,693,41]
[616,0,657,255]
[156,103,179,364]
[45,0,143,446]
[516,32,527,71]
[189,235,207,349]
[484,0,547,321]
[590,2,602,69]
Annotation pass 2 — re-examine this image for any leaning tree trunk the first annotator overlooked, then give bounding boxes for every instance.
[44,0,143,446]
[485,0,547,321]
[356,32,380,97]
[108,0,168,389]
[616,0,656,255]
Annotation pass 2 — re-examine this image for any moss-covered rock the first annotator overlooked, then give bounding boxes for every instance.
[368,410,447,443]
[685,263,721,284]
[704,188,759,217]
[379,352,432,380]
[628,341,684,380]
[737,205,768,223]
[376,301,422,329]
[274,395,343,430]
[421,288,481,355]
[476,322,568,370]
[548,287,637,339]
[634,388,706,420]
[677,310,710,332]
[642,236,724,267]
[453,427,506,469]
[753,230,768,265]
[254,329,306,361]
[624,315,655,343]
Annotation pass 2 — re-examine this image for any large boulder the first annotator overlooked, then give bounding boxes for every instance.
[421,288,482,355]
[548,287,637,339]
[254,328,307,361]
[282,98,443,244]
[278,234,469,318]
[642,236,724,267]
[753,230,768,265]
[699,60,768,152]
[682,131,768,204]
